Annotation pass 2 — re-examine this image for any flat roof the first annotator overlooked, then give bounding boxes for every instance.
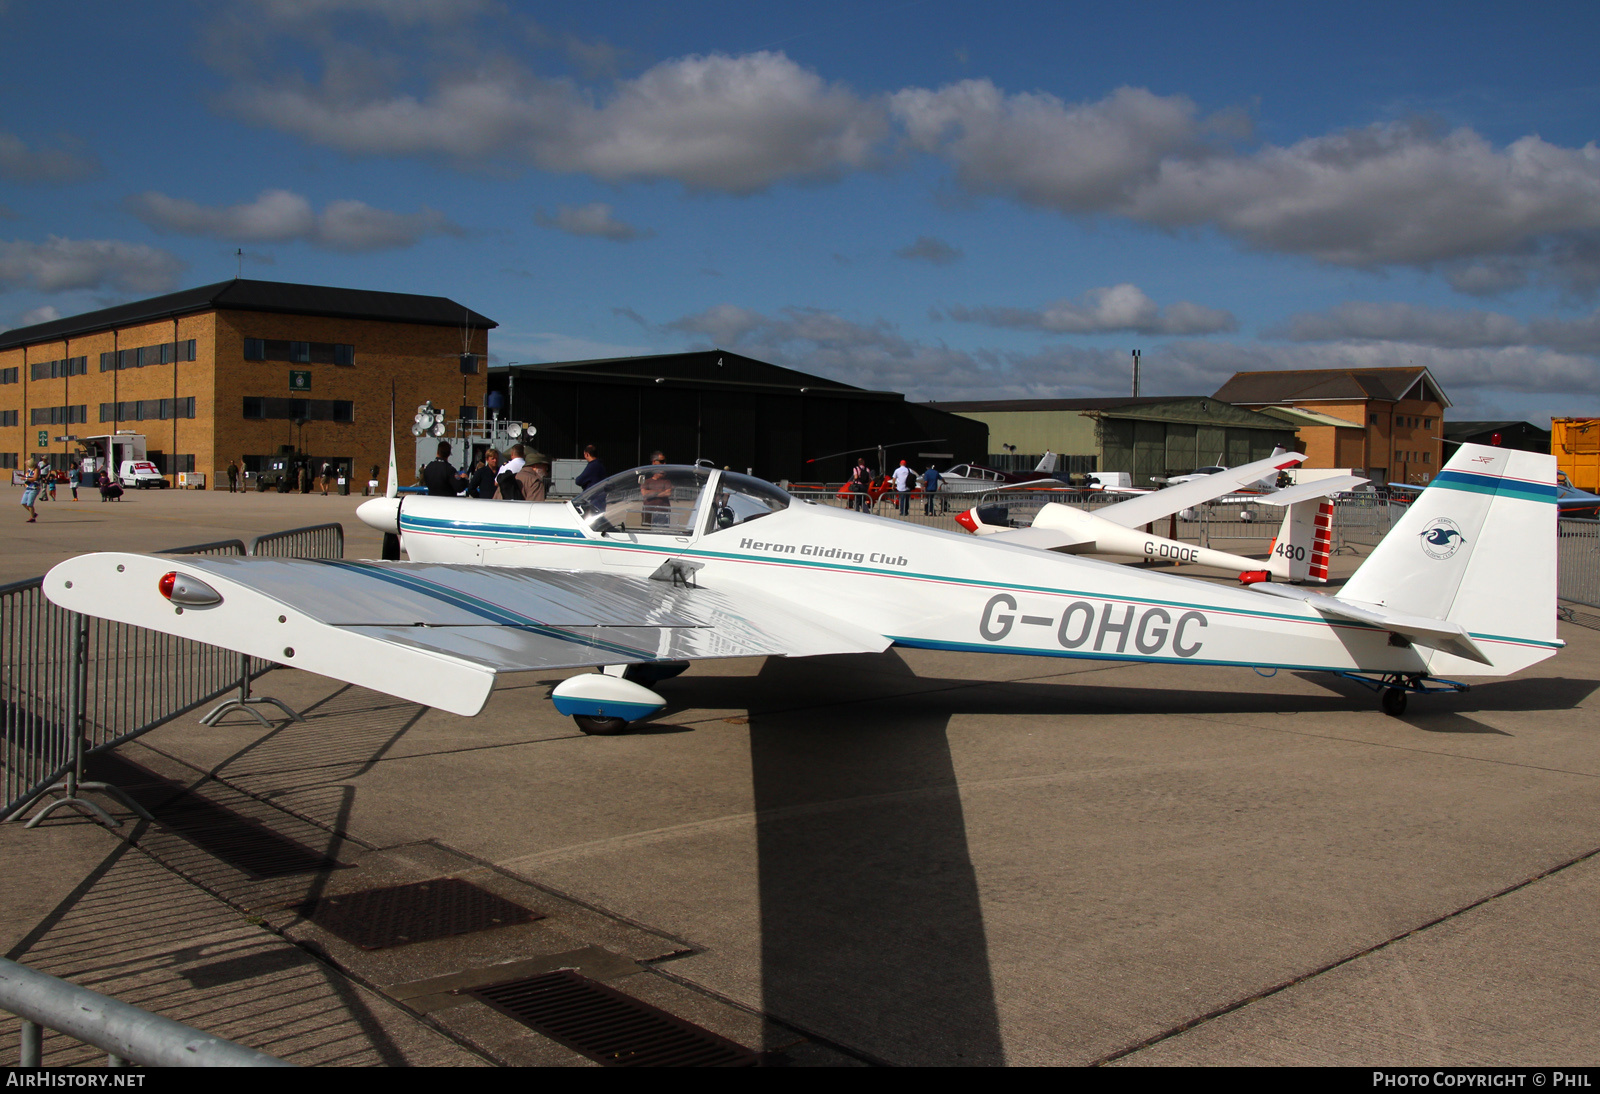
[0,279,496,350]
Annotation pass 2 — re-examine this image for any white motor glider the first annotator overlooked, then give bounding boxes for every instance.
[957,450,1368,583]
[43,443,1560,731]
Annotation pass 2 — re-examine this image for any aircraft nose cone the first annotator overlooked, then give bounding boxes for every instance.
[357,496,401,534]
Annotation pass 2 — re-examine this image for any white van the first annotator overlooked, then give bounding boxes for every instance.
[119,460,168,489]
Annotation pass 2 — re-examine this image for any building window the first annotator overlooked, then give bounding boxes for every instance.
[0,368,17,384]
[241,396,356,422]
[1370,413,1379,425]
[99,397,196,423]
[147,453,195,474]
[243,338,355,365]
[0,410,16,427]
[28,357,88,380]
[0,454,15,469]
[30,405,87,425]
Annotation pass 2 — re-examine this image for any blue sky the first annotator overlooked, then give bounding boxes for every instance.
[3,0,1599,424]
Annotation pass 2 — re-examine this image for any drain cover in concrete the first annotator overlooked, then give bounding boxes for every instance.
[470,970,759,1067]
[289,878,541,949]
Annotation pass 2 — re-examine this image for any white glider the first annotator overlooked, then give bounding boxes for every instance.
[43,444,1559,730]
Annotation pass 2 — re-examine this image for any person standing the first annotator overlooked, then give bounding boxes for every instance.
[848,457,871,512]
[227,460,239,493]
[574,444,607,493]
[45,464,58,502]
[494,450,525,500]
[467,449,499,498]
[421,442,461,496]
[67,464,80,501]
[517,449,549,501]
[892,459,914,516]
[20,463,40,522]
[640,451,672,528]
[922,464,942,515]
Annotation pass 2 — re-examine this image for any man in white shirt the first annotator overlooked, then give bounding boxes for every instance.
[892,459,914,516]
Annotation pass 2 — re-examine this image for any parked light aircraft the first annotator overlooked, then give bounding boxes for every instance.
[956,450,1368,583]
[43,443,1560,731]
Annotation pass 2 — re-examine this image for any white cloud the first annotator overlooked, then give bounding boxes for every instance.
[891,82,1203,209]
[891,82,1600,293]
[200,3,1600,292]
[125,189,460,251]
[0,131,100,184]
[947,283,1236,336]
[0,237,184,294]
[1275,301,1600,355]
[224,51,886,193]
[895,236,962,265]
[658,301,1600,415]
[1162,338,1600,402]
[17,304,60,326]
[535,202,650,241]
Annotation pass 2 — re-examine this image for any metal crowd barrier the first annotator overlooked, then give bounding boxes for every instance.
[1,523,346,827]
[1559,517,1600,610]
[250,522,345,559]
[1,957,293,1067]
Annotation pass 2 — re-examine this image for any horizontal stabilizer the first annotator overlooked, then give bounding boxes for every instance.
[1255,475,1368,506]
[1245,582,1491,665]
[1097,451,1306,528]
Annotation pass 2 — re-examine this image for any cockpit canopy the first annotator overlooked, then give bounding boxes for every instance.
[571,465,790,536]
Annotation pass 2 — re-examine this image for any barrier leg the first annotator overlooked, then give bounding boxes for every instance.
[199,654,303,726]
[20,1019,41,1067]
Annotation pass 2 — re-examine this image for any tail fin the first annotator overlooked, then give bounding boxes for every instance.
[1339,443,1561,674]
[1268,498,1334,583]
[1035,450,1058,473]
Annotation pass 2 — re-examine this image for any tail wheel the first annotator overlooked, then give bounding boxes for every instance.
[574,715,630,735]
[1381,687,1408,717]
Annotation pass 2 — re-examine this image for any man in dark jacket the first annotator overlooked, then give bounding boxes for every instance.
[466,448,499,498]
[574,444,607,492]
[422,442,461,496]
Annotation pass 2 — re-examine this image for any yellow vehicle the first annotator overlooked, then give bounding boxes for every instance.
[1552,418,1599,492]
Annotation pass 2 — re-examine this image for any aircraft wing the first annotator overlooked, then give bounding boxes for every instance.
[1246,582,1491,665]
[1094,451,1306,529]
[43,553,891,717]
[978,526,1092,552]
[1252,475,1369,506]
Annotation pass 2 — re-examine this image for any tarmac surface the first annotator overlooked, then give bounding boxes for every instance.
[2,487,1598,1066]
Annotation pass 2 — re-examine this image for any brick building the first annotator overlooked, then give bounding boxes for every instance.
[0,279,493,486]
[1212,367,1450,485]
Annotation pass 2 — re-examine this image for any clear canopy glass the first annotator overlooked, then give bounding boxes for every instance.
[571,466,792,536]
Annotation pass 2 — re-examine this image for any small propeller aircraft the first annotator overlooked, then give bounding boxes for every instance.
[956,450,1368,584]
[43,443,1561,731]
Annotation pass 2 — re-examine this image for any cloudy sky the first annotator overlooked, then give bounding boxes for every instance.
[3,0,1599,424]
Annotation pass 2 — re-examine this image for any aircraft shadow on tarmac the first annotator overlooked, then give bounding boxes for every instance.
[740,651,1007,1066]
[648,651,1600,1063]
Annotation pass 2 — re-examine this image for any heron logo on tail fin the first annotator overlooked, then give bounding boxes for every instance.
[1419,518,1466,559]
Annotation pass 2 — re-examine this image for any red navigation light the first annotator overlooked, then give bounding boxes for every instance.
[955,509,978,533]
[1238,570,1270,585]
[1491,432,1503,446]
[155,571,222,607]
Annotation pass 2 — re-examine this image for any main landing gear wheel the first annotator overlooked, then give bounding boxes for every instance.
[574,714,630,735]
[1381,687,1408,717]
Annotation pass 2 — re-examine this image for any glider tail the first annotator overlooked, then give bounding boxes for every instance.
[1268,498,1334,584]
[1338,443,1561,674]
